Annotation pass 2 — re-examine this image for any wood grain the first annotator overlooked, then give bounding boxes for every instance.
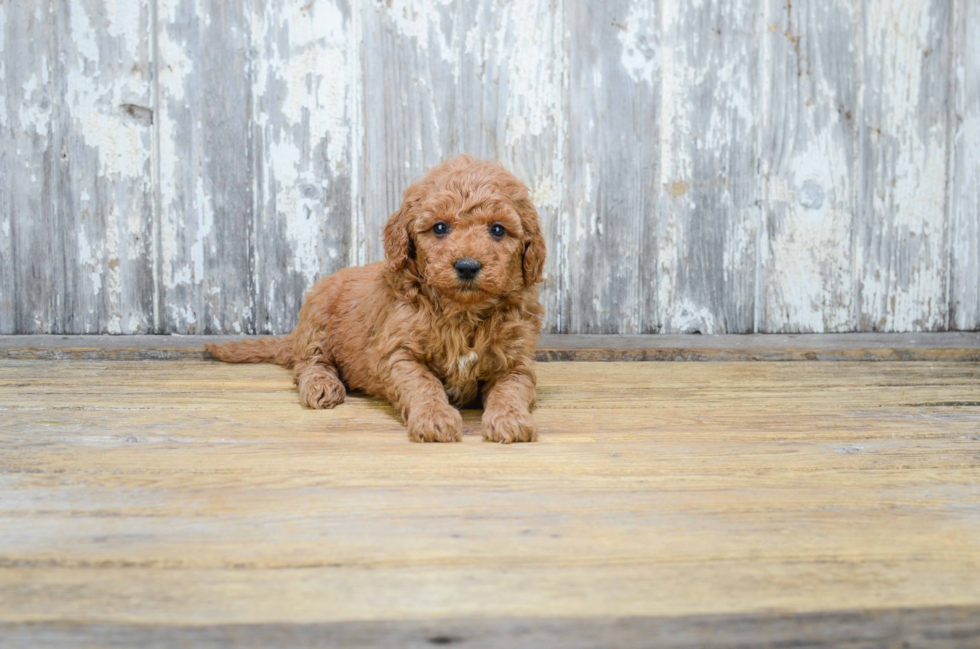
[358,0,458,268]
[1,357,979,646]
[0,1,155,334]
[855,0,952,332]
[3,333,980,362]
[657,0,761,334]
[3,607,980,648]
[950,0,980,330]
[155,0,255,334]
[359,0,564,330]
[2,0,979,335]
[249,0,354,335]
[563,1,659,334]
[759,0,859,333]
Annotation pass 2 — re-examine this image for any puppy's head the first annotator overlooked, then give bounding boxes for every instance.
[384,155,545,304]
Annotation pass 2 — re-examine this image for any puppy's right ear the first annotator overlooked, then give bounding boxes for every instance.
[383,200,416,273]
[515,198,546,286]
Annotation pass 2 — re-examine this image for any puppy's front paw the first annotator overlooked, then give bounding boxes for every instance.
[482,408,537,444]
[298,374,346,409]
[407,406,463,443]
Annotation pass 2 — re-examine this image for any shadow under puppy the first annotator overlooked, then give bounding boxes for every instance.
[207,155,546,443]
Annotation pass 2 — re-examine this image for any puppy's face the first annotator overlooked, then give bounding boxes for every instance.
[412,196,526,303]
[384,157,546,304]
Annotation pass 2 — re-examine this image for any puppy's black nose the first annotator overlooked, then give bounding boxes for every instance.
[454,258,482,280]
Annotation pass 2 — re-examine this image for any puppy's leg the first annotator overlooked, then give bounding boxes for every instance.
[295,358,346,409]
[482,366,538,444]
[385,354,462,443]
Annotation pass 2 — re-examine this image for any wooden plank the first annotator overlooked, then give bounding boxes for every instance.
[854,0,952,331]
[455,0,564,333]
[358,0,461,264]
[3,2,73,333]
[2,1,974,338]
[0,1,155,334]
[156,0,254,334]
[563,1,659,333]
[534,332,980,362]
[0,4,32,333]
[359,0,558,261]
[0,359,979,645]
[1,333,979,362]
[949,0,980,330]
[249,0,353,335]
[657,0,762,334]
[759,0,860,332]
[3,606,980,648]
[0,0,8,334]
[358,0,564,330]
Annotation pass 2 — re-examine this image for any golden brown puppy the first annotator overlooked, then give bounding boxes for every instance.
[207,155,545,443]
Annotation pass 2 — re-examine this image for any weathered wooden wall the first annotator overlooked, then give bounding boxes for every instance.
[1,0,977,334]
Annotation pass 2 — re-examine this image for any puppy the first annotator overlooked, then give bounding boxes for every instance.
[207,155,545,443]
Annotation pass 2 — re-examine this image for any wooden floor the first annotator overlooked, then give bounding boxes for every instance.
[2,350,980,646]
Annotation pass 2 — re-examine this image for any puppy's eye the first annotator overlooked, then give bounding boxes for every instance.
[432,222,449,236]
[489,223,507,239]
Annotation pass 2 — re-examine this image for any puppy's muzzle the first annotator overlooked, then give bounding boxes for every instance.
[454,258,482,281]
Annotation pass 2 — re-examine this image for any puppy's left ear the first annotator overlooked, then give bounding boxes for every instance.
[517,198,546,286]
[384,185,422,274]
[383,203,413,272]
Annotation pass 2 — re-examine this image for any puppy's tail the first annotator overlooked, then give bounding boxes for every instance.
[205,335,293,367]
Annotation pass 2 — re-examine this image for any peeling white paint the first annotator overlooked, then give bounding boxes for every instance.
[253,0,351,285]
[385,0,455,63]
[189,173,213,284]
[104,0,142,42]
[617,1,659,85]
[949,2,980,328]
[0,8,6,128]
[763,75,855,333]
[499,3,562,150]
[156,0,195,294]
[530,176,560,212]
[70,3,100,65]
[858,0,950,331]
[669,299,718,334]
[3,0,976,335]
[656,4,688,331]
[76,216,106,307]
[172,305,197,326]
[19,73,52,138]
[66,2,149,180]
[348,0,365,267]
[104,213,122,332]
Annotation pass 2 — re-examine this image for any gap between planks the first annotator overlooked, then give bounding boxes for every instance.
[0,333,978,362]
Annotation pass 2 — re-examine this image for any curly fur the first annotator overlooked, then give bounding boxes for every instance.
[207,155,545,443]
